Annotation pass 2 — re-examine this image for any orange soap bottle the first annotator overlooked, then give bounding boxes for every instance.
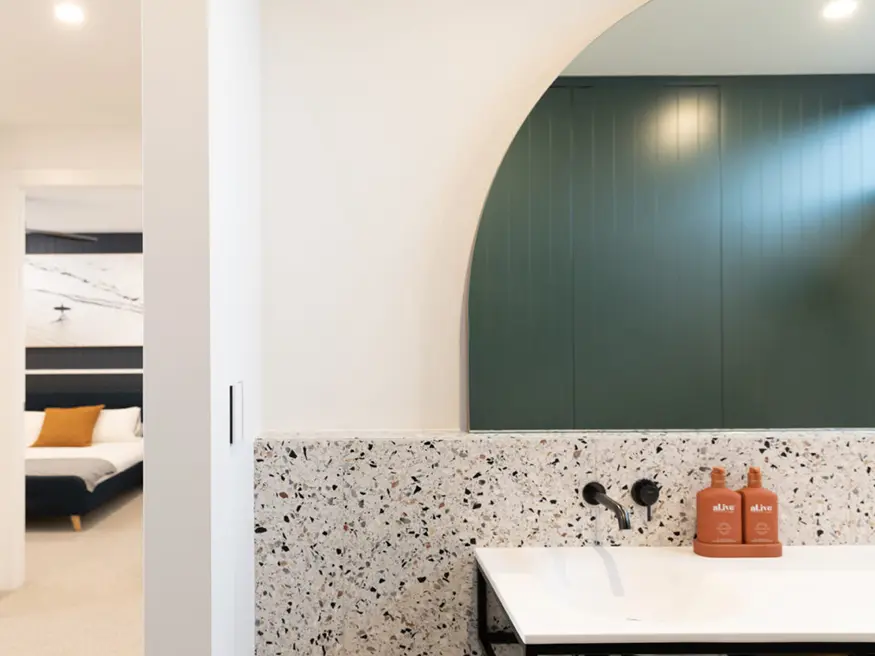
[738,466,779,545]
[695,467,742,546]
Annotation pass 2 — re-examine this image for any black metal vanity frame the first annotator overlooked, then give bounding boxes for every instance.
[477,564,874,656]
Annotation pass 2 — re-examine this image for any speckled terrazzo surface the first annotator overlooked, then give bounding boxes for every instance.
[254,431,875,655]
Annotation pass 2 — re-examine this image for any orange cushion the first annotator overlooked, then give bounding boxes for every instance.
[32,405,105,448]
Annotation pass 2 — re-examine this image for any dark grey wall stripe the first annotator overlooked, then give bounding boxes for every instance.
[27,373,143,395]
[26,232,143,254]
[26,347,143,370]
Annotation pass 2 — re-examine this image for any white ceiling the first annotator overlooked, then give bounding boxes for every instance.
[0,0,871,126]
[0,0,140,127]
[565,0,875,76]
[26,186,142,232]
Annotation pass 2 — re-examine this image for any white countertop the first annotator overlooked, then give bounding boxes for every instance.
[476,546,875,646]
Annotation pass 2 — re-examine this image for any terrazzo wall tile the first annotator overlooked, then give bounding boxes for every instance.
[591,431,874,547]
[254,430,875,655]
[255,440,354,654]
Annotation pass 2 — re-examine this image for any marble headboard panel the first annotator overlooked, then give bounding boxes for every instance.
[24,232,144,413]
[254,431,875,655]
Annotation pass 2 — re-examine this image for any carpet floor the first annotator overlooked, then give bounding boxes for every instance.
[0,490,143,656]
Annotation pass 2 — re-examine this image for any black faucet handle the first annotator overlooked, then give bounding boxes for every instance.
[582,482,606,505]
[631,479,660,522]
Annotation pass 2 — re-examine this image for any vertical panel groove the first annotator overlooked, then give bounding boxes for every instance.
[569,89,577,428]
[718,86,726,428]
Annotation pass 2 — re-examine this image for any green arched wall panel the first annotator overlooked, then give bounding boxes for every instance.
[469,76,875,430]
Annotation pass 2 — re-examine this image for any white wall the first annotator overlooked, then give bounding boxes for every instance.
[143,0,259,654]
[0,176,24,592]
[26,187,143,233]
[142,0,212,650]
[262,0,649,431]
[0,126,141,172]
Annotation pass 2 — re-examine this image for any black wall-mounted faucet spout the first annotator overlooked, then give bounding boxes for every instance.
[583,482,632,530]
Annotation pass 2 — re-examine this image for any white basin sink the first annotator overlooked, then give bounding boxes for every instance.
[476,546,875,646]
[534,547,734,624]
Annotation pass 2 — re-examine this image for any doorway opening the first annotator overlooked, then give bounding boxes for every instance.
[0,0,144,653]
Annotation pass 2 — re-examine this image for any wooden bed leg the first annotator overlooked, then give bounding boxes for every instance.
[70,515,82,532]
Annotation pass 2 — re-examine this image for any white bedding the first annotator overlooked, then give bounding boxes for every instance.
[26,441,144,473]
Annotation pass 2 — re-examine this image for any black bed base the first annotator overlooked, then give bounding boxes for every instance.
[477,566,874,656]
[26,461,143,518]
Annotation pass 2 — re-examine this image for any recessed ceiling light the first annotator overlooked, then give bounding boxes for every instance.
[54,2,86,26]
[822,0,858,20]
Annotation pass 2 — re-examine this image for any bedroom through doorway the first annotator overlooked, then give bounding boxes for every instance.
[6,186,145,656]
[0,2,144,654]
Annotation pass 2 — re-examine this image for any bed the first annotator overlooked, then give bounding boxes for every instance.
[24,405,144,531]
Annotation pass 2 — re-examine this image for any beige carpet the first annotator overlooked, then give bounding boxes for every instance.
[0,490,143,656]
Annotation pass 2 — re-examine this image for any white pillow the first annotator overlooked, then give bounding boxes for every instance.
[25,411,45,447]
[92,407,142,443]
